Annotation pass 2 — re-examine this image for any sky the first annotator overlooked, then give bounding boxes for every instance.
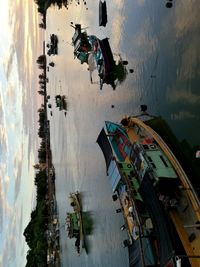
[0,0,42,266]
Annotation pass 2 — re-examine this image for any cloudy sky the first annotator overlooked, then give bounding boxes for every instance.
[0,0,42,266]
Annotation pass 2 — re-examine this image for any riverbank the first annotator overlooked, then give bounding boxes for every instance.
[42,40,61,267]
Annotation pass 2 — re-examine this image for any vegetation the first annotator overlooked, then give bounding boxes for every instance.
[24,52,50,266]
[23,169,49,266]
[34,0,87,14]
[24,173,48,266]
[34,0,73,13]
[113,61,127,84]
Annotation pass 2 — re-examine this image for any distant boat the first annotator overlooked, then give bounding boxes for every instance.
[97,115,200,267]
[47,34,58,56]
[49,61,55,67]
[65,192,84,255]
[71,24,116,90]
[55,95,67,111]
[99,0,107,27]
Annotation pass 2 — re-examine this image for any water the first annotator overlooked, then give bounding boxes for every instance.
[45,1,200,266]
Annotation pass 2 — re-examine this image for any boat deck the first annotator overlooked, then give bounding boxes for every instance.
[126,117,200,266]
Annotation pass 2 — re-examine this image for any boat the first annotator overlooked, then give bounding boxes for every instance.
[55,95,67,111]
[99,0,107,27]
[97,115,200,267]
[47,34,58,56]
[65,192,84,255]
[71,24,116,90]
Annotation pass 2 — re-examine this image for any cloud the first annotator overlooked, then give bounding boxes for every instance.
[174,0,200,39]
[133,19,158,60]
[6,82,16,105]
[0,125,7,155]
[14,154,23,201]
[3,175,10,195]
[110,13,125,52]
[3,45,15,80]
[113,0,124,9]
[137,0,145,6]
[18,205,23,238]
[0,178,4,231]
[14,157,23,200]
[167,89,200,104]
[177,41,200,82]
[171,111,196,121]
[1,229,17,267]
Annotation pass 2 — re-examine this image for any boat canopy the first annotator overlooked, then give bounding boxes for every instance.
[107,160,121,192]
[96,128,113,172]
[105,121,131,161]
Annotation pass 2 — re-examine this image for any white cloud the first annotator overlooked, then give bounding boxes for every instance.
[167,89,200,104]
[171,111,196,121]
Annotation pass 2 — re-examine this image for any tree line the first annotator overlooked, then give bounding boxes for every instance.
[35,0,71,14]
[23,53,50,266]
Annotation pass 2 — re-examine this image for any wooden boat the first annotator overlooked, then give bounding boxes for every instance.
[66,192,84,255]
[97,116,200,266]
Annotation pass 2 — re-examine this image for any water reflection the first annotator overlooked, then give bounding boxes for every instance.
[44,1,200,266]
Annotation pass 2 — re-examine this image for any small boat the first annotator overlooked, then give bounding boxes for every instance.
[99,0,107,27]
[47,34,58,56]
[71,24,116,90]
[49,61,55,67]
[55,95,67,111]
[65,192,84,255]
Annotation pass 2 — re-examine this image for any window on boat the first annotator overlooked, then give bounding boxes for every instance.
[143,144,149,150]
[159,155,168,167]
[118,162,123,168]
[151,162,156,169]
[147,156,153,162]
[124,144,131,155]
[119,137,123,144]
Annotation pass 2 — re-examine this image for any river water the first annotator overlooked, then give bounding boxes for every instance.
[45,1,200,266]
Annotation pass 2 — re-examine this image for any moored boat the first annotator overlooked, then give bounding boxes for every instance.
[71,24,116,90]
[65,192,84,255]
[47,34,58,56]
[99,0,108,27]
[97,115,200,267]
[55,95,67,111]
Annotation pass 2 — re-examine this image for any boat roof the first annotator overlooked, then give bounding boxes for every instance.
[107,159,121,192]
[105,121,130,161]
[96,128,113,172]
